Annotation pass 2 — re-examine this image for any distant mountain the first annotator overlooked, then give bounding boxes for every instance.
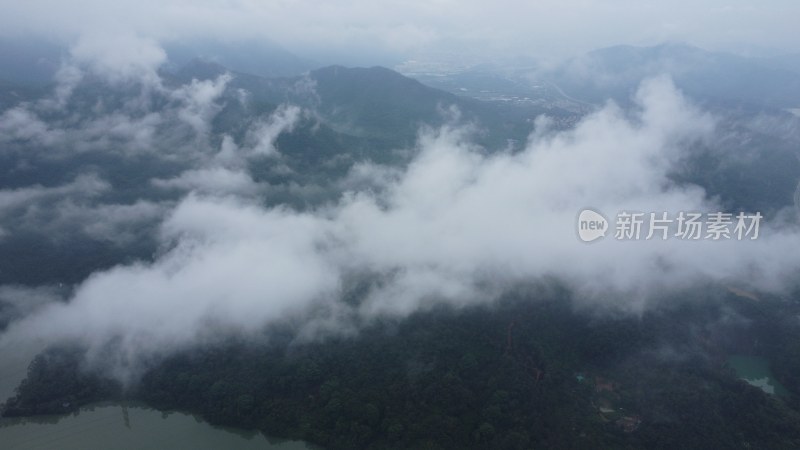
[400,65,591,120]
[308,65,584,149]
[4,52,797,224]
[169,58,230,83]
[0,37,316,88]
[310,65,474,141]
[171,62,560,150]
[163,39,317,78]
[395,47,800,214]
[541,43,800,109]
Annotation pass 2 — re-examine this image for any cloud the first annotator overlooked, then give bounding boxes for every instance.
[69,33,166,86]
[331,78,721,308]
[0,107,65,145]
[40,64,83,110]
[1,1,799,62]
[0,175,110,215]
[3,77,800,381]
[247,104,302,156]
[0,36,311,269]
[0,286,63,326]
[171,73,231,137]
[152,167,259,196]
[0,175,169,247]
[0,36,233,159]
[3,195,340,381]
[50,200,167,246]
[149,101,304,196]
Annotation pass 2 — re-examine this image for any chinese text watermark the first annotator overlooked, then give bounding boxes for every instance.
[577,209,762,243]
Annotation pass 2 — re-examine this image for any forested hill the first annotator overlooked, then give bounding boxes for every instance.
[6,287,800,449]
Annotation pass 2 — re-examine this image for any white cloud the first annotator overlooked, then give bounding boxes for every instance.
[248,104,302,156]
[0,107,65,145]
[69,33,166,86]
[0,285,63,323]
[0,38,232,159]
[171,73,231,136]
[54,200,167,245]
[4,77,800,380]
[0,175,169,246]
[0,175,110,216]
[152,167,259,196]
[6,195,340,381]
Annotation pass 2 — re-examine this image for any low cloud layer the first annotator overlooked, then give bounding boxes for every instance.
[2,72,800,381]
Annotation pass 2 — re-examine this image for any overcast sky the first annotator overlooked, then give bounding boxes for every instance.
[2,0,799,64]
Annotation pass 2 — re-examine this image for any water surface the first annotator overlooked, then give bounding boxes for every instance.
[0,403,310,450]
[0,340,310,449]
[728,355,790,396]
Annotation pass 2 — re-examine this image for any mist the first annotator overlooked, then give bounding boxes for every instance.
[2,39,800,381]
[2,0,800,66]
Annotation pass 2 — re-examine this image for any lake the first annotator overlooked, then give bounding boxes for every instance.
[0,404,310,450]
[727,355,790,396]
[0,340,311,449]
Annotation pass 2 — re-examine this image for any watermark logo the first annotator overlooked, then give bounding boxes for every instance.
[577,209,609,242]
[577,209,762,242]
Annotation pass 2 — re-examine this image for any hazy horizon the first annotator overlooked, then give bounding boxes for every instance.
[2,0,800,68]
